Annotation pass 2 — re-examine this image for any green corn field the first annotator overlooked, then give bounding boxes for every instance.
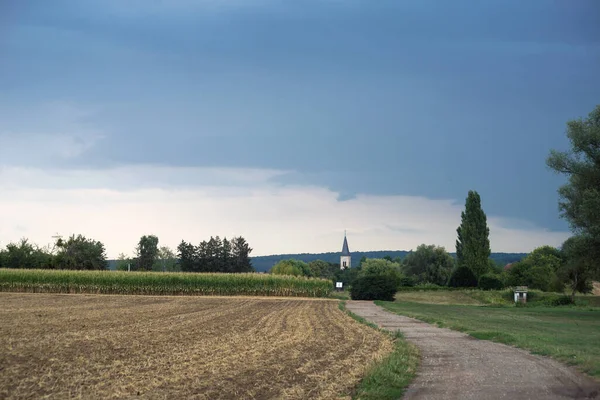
[0,269,333,298]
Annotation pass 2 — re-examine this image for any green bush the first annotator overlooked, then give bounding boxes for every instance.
[360,258,403,288]
[448,266,478,288]
[478,274,504,290]
[350,274,397,301]
[398,276,417,287]
[549,295,574,306]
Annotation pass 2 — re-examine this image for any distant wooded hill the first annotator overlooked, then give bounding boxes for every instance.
[250,251,527,272]
[108,251,526,272]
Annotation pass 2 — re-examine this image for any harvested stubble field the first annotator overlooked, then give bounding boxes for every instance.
[0,293,393,400]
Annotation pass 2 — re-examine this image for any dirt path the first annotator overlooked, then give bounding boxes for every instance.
[346,301,600,400]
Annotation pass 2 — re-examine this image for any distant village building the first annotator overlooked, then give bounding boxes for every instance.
[340,232,351,270]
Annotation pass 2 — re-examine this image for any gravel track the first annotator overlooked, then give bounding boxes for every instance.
[346,300,600,400]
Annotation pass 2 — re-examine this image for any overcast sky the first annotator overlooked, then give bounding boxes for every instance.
[1,1,599,257]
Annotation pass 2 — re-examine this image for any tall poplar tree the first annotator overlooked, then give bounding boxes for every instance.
[456,190,491,278]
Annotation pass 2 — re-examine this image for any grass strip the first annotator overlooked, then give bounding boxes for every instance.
[339,301,420,400]
[377,299,600,378]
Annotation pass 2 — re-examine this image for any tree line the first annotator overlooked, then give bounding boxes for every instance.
[177,236,253,273]
[0,233,254,274]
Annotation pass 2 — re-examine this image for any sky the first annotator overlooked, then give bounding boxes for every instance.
[1,0,599,258]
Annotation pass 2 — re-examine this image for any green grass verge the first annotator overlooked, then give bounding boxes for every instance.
[377,299,600,378]
[0,268,332,298]
[394,289,600,307]
[339,301,419,400]
[328,290,350,300]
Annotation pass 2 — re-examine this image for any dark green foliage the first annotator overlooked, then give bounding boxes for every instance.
[399,275,417,287]
[448,266,478,288]
[136,235,159,271]
[478,274,504,290]
[559,235,596,301]
[350,274,397,301]
[177,236,253,273]
[307,259,338,279]
[333,264,361,288]
[506,245,564,292]
[402,244,455,286]
[547,105,600,245]
[456,191,491,279]
[54,234,108,270]
[0,238,53,269]
[360,258,404,288]
[230,237,254,273]
[270,259,310,276]
[549,296,574,306]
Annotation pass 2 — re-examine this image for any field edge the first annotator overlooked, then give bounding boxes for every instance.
[339,301,420,400]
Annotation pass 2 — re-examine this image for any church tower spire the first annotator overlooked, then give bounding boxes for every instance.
[340,231,351,270]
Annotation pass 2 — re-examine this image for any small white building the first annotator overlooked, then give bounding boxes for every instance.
[514,286,528,303]
[340,232,351,270]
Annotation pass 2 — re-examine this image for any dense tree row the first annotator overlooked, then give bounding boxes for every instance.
[0,235,108,270]
[177,236,253,273]
[0,233,255,274]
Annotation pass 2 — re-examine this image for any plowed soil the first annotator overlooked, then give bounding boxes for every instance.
[0,294,392,400]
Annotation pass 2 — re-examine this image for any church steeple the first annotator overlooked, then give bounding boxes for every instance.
[340,231,351,270]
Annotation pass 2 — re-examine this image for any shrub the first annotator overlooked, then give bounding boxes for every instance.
[398,275,417,287]
[360,258,403,288]
[478,274,504,290]
[549,295,574,306]
[350,274,397,301]
[448,266,478,288]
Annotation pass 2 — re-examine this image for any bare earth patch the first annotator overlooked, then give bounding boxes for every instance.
[0,293,393,400]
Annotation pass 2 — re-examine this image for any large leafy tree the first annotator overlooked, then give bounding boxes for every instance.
[153,246,179,272]
[547,105,600,267]
[136,235,159,271]
[54,234,108,270]
[402,244,455,286]
[505,245,563,292]
[559,235,595,301]
[456,190,491,278]
[308,260,338,279]
[547,105,600,238]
